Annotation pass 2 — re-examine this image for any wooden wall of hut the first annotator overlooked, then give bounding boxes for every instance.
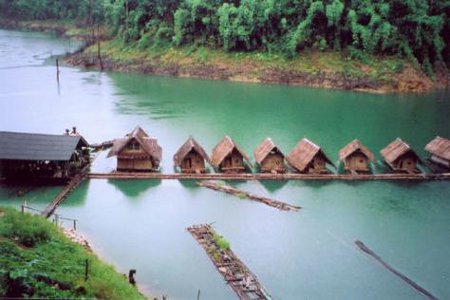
[260,152,285,173]
[344,152,371,173]
[306,155,328,174]
[117,157,154,171]
[219,149,246,173]
[180,150,206,173]
[390,153,419,172]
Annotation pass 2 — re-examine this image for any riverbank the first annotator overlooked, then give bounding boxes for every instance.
[0,18,446,93]
[0,207,146,299]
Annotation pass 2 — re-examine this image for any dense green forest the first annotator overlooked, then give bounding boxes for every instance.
[1,0,449,75]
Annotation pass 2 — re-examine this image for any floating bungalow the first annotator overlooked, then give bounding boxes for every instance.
[286,138,334,174]
[173,136,211,173]
[254,138,286,173]
[339,139,374,174]
[108,126,162,172]
[425,136,450,170]
[0,131,89,181]
[211,136,251,173]
[380,138,421,173]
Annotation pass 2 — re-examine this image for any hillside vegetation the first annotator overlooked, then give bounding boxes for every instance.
[0,207,145,299]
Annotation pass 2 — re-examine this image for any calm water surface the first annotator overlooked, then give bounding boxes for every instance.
[1,29,450,299]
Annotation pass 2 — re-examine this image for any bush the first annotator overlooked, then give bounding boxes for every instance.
[1,212,51,247]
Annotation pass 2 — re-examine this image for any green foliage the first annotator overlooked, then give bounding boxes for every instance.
[1,0,448,72]
[213,232,230,250]
[0,207,145,299]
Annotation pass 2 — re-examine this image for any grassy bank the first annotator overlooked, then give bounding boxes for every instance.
[68,39,435,93]
[0,207,146,299]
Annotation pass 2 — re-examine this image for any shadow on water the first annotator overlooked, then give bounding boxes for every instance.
[178,179,199,188]
[61,180,90,207]
[107,179,161,198]
[258,180,288,192]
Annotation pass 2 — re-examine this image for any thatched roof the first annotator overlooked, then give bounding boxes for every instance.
[286,138,333,172]
[0,131,88,161]
[339,139,374,161]
[173,136,211,166]
[108,126,162,161]
[425,136,450,161]
[210,136,251,167]
[380,138,420,164]
[254,138,285,164]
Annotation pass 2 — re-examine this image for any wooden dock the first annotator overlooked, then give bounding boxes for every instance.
[187,224,272,300]
[88,172,450,181]
[198,180,300,211]
[41,166,89,218]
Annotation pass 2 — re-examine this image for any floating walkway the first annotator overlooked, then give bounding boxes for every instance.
[41,166,89,218]
[88,172,450,181]
[198,180,300,211]
[187,224,272,300]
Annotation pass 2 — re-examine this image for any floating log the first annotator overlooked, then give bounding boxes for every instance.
[88,172,450,181]
[355,240,438,300]
[187,224,272,300]
[198,180,300,212]
[41,165,89,218]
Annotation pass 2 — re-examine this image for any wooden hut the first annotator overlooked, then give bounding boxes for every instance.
[211,136,251,173]
[339,139,374,174]
[0,131,89,181]
[173,136,211,173]
[286,138,334,174]
[380,138,421,173]
[108,126,162,172]
[254,138,286,173]
[425,136,450,169]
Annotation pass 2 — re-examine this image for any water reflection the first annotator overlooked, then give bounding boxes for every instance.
[108,179,161,198]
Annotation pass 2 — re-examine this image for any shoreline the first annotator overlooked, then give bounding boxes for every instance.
[1,18,448,94]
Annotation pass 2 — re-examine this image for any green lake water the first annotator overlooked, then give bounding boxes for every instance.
[1,29,450,299]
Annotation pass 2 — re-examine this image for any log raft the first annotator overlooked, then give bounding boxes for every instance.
[198,180,300,212]
[41,165,89,218]
[88,172,450,181]
[187,224,272,300]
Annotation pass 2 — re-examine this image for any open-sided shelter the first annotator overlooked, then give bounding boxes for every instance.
[286,138,334,174]
[108,126,162,172]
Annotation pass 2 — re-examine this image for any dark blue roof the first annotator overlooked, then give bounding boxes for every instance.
[0,131,88,161]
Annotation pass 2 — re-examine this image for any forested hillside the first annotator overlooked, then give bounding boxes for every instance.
[1,0,449,77]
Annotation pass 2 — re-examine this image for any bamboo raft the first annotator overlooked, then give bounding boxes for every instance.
[41,165,89,218]
[187,224,272,300]
[88,172,450,181]
[198,180,300,212]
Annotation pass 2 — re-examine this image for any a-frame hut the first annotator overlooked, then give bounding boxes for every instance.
[211,136,251,173]
[339,139,374,174]
[286,138,334,174]
[173,136,211,173]
[108,126,162,172]
[254,138,286,173]
[380,138,421,173]
[425,136,450,170]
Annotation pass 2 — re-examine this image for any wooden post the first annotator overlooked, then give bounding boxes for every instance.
[56,58,60,83]
[73,219,77,231]
[55,214,59,227]
[197,289,201,300]
[21,204,25,214]
[128,269,136,285]
[84,259,89,281]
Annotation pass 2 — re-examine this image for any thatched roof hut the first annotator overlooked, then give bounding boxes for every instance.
[211,136,251,173]
[380,138,420,173]
[286,138,334,173]
[339,139,374,173]
[254,138,286,173]
[108,126,162,171]
[173,136,211,173]
[425,136,450,169]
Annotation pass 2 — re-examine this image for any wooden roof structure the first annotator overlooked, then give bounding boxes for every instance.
[425,136,450,161]
[380,138,420,164]
[0,131,88,161]
[254,138,284,165]
[173,136,211,167]
[210,136,251,168]
[107,126,162,161]
[339,139,374,162]
[286,138,334,172]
